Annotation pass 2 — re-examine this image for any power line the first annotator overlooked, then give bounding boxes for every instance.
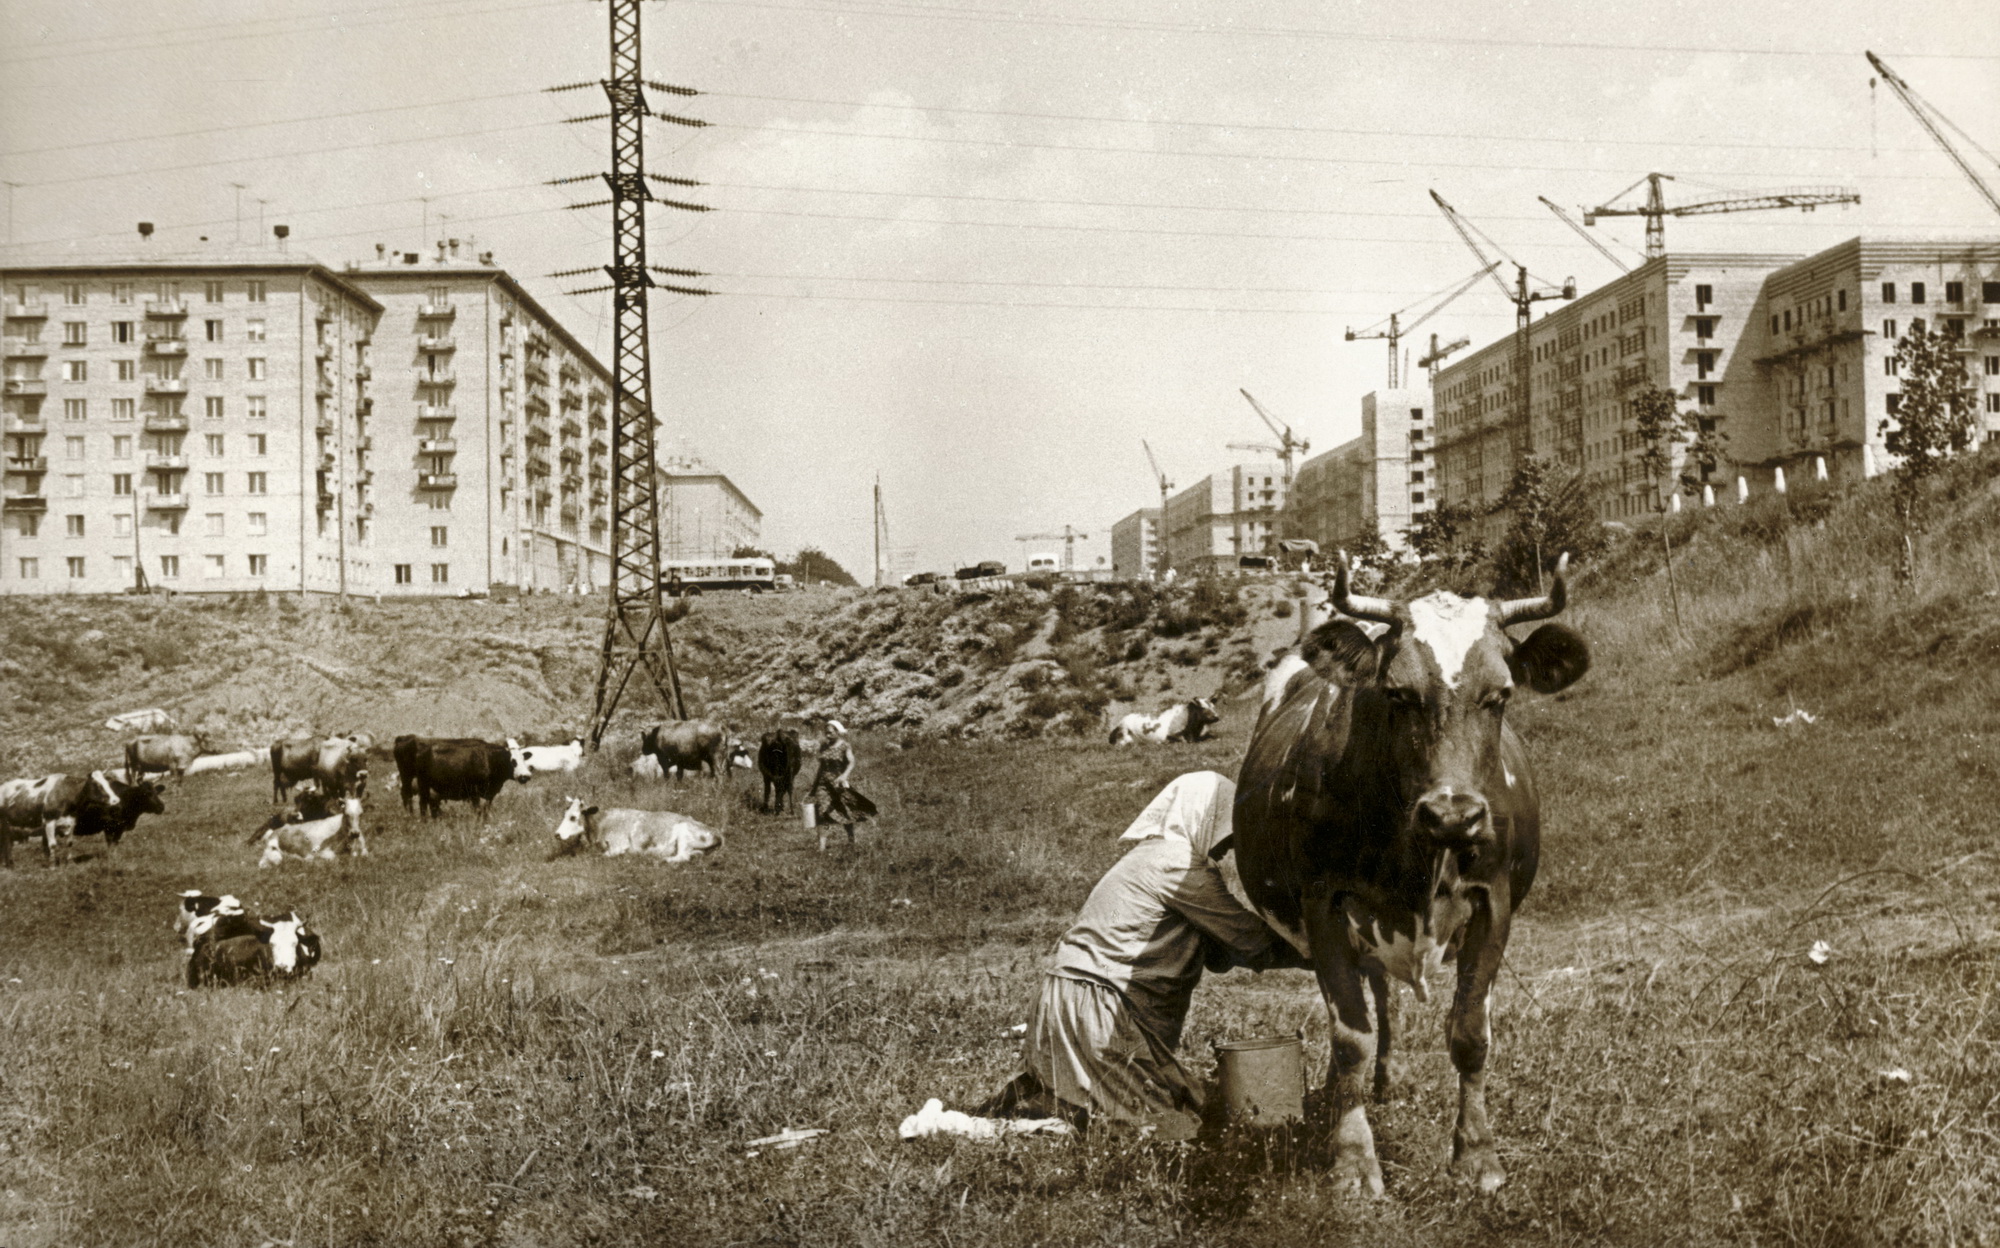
[721,289,1518,315]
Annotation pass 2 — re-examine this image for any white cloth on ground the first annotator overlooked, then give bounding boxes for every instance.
[899,1099,1071,1141]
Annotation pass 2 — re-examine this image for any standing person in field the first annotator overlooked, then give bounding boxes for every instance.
[975,770,1302,1138]
[807,720,877,850]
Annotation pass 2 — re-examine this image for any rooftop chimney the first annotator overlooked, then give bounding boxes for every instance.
[448,238,460,258]
[137,222,154,240]
[375,243,386,260]
[436,241,446,262]
[273,224,289,253]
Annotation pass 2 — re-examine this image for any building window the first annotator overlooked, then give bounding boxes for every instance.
[112,399,134,422]
[205,358,223,380]
[1695,317,1715,340]
[205,433,225,455]
[162,512,181,536]
[1838,290,1848,311]
[112,283,131,304]
[63,360,87,382]
[1910,282,1926,305]
[1885,356,1900,376]
[431,563,450,584]
[112,554,132,582]
[247,434,266,456]
[1887,393,1902,415]
[112,473,132,496]
[248,512,267,535]
[1697,351,1716,379]
[1946,281,1964,304]
[205,397,224,420]
[113,513,130,537]
[246,319,266,342]
[204,471,225,495]
[204,554,225,579]
[1986,356,2000,376]
[1987,394,2000,413]
[1883,319,1898,340]
[427,493,450,511]
[63,399,86,422]
[62,555,85,579]
[204,281,225,304]
[62,284,85,306]
[1770,315,1780,334]
[112,321,133,343]
[205,512,224,536]
[1695,284,1712,310]
[64,474,84,498]
[17,557,37,579]
[248,554,267,577]
[246,281,267,303]
[431,525,448,547]
[1881,282,1897,304]
[66,514,85,537]
[246,358,265,380]
[64,435,84,459]
[394,564,413,585]
[158,555,180,579]
[63,321,86,346]
[117,360,136,381]
[247,471,267,495]
[205,319,223,342]
[246,396,266,420]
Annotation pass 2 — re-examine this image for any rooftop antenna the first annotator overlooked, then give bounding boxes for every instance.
[228,182,247,243]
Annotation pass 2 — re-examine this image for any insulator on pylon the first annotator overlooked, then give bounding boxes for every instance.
[643,80,700,96]
[653,113,708,128]
[654,198,711,213]
[647,173,705,187]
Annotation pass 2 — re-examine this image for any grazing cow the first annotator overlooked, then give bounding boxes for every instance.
[1230,554,1590,1196]
[1108,697,1221,746]
[393,735,504,813]
[508,737,586,775]
[71,774,165,846]
[125,733,209,783]
[549,797,721,862]
[312,736,370,800]
[0,771,132,865]
[642,720,747,782]
[250,797,367,867]
[271,737,320,802]
[757,729,804,814]
[399,738,531,819]
[187,912,321,987]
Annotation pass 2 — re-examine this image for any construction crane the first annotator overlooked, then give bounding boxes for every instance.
[1866,51,2000,219]
[1344,260,1502,388]
[1429,190,1575,453]
[1417,332,1470,384]
[1141,440,1173,580]
[1538,195,1630,273]
[1584,172,1860,260]
[1236,389,1310,485]
[1014,525,1089,572]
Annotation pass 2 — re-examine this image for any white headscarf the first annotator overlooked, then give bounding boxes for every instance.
[1118,770,1235,860]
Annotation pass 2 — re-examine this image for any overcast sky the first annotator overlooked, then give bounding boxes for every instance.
[3,0,1995,577]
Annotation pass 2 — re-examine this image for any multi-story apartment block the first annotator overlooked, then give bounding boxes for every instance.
[657,450,763,560]
[3,256,381,595]
[1109,507,1160,580]
[1433,251,1799,538]
[1287,389,1431,554]
[1161,462,1286,574]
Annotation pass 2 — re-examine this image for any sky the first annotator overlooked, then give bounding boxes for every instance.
[3,0,1996,579]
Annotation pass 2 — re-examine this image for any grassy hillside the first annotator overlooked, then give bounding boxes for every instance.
[3,452,1999,1246]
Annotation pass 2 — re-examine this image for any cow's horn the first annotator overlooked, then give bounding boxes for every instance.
[1499,552,1570,625]
[1330,551,1402,625]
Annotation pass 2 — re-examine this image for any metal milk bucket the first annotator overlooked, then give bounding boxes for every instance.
[1212,1034,1304,1123]
[802,801,817,829]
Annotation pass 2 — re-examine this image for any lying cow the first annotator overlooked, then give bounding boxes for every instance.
[1108,696,1220,746]
[396,737,532,819]
[757,729,804,814]
[549,797,721,863]
[508,737,585,775]
[249,797,367,867]
[125,732,210,783]
[187,911,321,987]
[642,721,749,782]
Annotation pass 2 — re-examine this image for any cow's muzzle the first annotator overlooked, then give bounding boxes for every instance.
[1415,788,1489,844]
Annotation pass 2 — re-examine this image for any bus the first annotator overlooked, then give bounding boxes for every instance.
[662,557,777,596]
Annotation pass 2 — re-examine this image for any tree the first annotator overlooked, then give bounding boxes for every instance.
[732,545,776,561]
[1404,501,1485,571]
[1493,454,1600,595]
[1631,385,1702,632]
[780,546,859,587]
[1880,319,1978,573]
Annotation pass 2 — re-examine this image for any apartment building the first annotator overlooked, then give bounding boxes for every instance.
[1109,506,1160,580]
[1161,462,1286,574]
[656,450,763,560]
[1287,389,1431,554]
[1432,251,1799,539]
[2,254,380,595]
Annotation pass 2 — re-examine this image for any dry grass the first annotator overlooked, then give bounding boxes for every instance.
[5,462,2000,1245]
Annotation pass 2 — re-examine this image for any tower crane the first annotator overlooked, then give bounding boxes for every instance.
[1344,260,1502,388]
[1235,389,1310,485]
[1538,195,1630,273]
[1429,191,1575,453]
[1142,439,1173,580]
[1583,172,1860,260]
[1417,332,1470,384]
[1866,52,2000,219]
[1014,525,1089,572]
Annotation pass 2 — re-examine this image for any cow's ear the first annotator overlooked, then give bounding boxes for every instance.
[583,805,600,817]
[1509,623,1591,694]
[1304,620,1385,684]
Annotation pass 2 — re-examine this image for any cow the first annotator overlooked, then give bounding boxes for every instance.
[393,735,506,813]
[642,721,749,782]
[250,797,367,867]
[71,774,165,846]
[1230,553,1589,1197]
[313,736,370,799]
[175,890,230,948]
[1108,697,1221,746]
[180,894,261,951]
[0,771,132,866]
[125,733,210,783]
[271,737,320,802]
[757,729,804,814]
[187,912,321,987]
[549,797,721,862]
[508,737,586,775]
[398,738,531,819]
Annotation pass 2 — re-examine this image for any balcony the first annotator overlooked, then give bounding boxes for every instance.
[318,452,336,472]
[559,447,582,466]
[418,335,455,352]
[144,336,187,356]
[1,413,44,434]
[145,300,189,318]
[145,453,188,472]
[317,491,335,513]
[144,413,189,433]
[590,487,607,507]
[525,455,551,477]
[315,413,335,434]
[357,395,373,413]
[561,472,582,491]
[524,424,550,446]
[356,435,374,452]
[559,388,582,409]
[418,437,457,455]
[315,376,335,398]
[534,486,552,506]
[523,361,549,385]
[5,302,49,319]
[588,435,606,456]
[418,404,456,421]
[145,493,189,512]
[418,301,455,319]
[144,377,188,395]
[3,491,48,511]
[4,339,49,358]
[588,409,607,430]
[417,472,458,490]
[4,377,48,396]
[5,456,48,474]
[419,370,456,387]
[314,342,333,361]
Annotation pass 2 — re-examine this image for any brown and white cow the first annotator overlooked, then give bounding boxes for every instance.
[1108,696,1220,746]
[251,797,367,867]
[549,798,721,863]
[187,911,321,987]
[1231,553,1589,1197]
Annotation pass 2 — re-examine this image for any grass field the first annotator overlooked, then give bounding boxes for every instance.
[5,465,2000,1246]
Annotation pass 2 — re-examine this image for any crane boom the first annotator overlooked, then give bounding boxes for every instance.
[1141,440,1172,580]
[1585,171,1860,258]
[1539,195,1630,272]
[1344,261,1502,387]
[1430,191,1517,301]
[1866,51,2000,219]
[1235,389,1310,485]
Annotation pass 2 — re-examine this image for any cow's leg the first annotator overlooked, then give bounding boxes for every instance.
[1447,890,1511,1193]
[1367,967,1396,1102]
[1302,894,1385,1198]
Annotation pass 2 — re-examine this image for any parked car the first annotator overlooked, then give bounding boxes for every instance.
[904,571,940,586]
[955,560,1007,580]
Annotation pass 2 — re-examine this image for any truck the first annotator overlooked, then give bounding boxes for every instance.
[955,560,1008,581]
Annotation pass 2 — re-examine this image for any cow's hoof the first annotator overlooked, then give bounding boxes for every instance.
[1332,1151,1385,1199]
[1450,1148,1506,1193]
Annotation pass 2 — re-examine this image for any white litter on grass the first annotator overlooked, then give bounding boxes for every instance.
[747,1128,827,1152]
[891,898,913,907]
[1877,1067,1913,1086]
[1773,709,1819,728]
[898,1099,1072,1142]
[1007,1023,1027,1035]
[650,1050,665,1060]
[1807,940,1833,965]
